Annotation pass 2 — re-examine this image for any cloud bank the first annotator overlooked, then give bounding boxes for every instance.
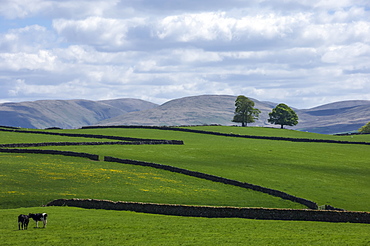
[1,0,370,108]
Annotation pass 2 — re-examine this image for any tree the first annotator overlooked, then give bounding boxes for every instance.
[268,103,298,129]
[359,122,370,133]
[232,95,261,127]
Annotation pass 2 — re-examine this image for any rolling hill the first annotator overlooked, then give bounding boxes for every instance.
[97,95,370,134]
[97,95,275,127]
[0,98,157,129]
[1,95,370,134]
[293,100,370,134]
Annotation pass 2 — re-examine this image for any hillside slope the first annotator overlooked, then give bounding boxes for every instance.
[0,98,157,129]
[98,96,370,134]
[294,100,370,134]
[97,95,275,127]
[1,95,370,134]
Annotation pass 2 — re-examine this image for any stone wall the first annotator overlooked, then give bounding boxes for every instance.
[0,128,183,144]
[47,198,370,224]
[104,156,318,209]
[81,125,370,146]
[0,140,183,148]
[0,148,99,160]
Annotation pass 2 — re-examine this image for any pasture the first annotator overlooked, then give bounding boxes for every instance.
[1,206,369,245]
[0,126,369,245]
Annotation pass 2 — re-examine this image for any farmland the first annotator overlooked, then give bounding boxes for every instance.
[0,126,369,245]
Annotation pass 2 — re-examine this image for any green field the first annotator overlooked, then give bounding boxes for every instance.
[1,126,369,245]
[1,207,369,245]
[0,153,301,209]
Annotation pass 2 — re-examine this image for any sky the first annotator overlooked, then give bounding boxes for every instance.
[1,0,370,109]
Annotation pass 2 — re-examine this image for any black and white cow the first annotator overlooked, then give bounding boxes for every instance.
[18,214,29,230]
[28,213,47,228]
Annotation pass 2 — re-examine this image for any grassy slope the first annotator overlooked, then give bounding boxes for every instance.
[48,127,370,211]
[183,125,370,141]
[1,127,370,245]
[1,207,369,245]
[0,153,301,209]
[0,130,121,144]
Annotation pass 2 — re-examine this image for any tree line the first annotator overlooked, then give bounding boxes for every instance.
[232,95,298,128]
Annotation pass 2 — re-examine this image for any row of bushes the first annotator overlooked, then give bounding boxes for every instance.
[0,148,99,160]
[81,125,370,146]
[104,156,318,209]
[47,198,370,224]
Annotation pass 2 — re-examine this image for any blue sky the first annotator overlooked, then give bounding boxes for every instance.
[1,0,370,108]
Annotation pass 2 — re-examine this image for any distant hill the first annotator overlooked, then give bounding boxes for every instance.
[1,95,370,134]
[0,98,157,129]
[97,95,370,134]
[293,100,370,134]
[97,95,274,126]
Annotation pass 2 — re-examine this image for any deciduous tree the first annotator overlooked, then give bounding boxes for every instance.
[232,95,261,127]
[268,103,298,129]
[359,121,370,133]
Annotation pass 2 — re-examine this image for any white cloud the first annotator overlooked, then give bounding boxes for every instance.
[321,43,370,64]
[155,12,309,45]
[301,21,370,47]
[0,25,54,52]
[316,6,367,23]
[171,49,222,63]
[0,0,120,19]
[0,49,57,71]
[1,0,370,108]
[0,0,50,19]
[53,17,130,48]
[8,79,98,100]
[313,0,357,9]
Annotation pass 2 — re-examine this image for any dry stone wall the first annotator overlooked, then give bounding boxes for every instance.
[0,140,182,148]
[47,198,370,224]
[4,125,367,221]
[0,128,183,144]
[104,156,318,209]
[0,148,99,160]
[81,125,370,145]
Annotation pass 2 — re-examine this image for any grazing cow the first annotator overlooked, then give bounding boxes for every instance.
[28,213,47,228]
[18,214,29,230]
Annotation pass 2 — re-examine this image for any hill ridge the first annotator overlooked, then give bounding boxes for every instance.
[0,98,157,129]
[1,95,370,134]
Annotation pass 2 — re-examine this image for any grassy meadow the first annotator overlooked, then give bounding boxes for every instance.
[1,126,369,245]
[41,126,370,211]
[1,206,370,245]
[0,152,300,209]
